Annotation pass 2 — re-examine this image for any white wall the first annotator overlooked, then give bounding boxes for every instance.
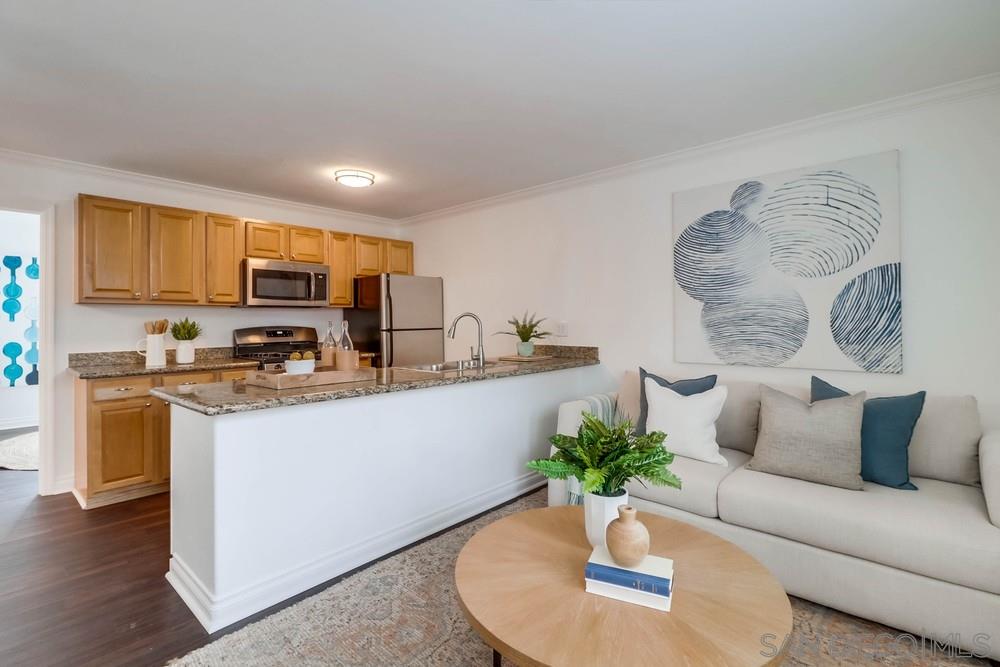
[0,151,400,490]
[402,89,1000,431]
[0,210,40,430]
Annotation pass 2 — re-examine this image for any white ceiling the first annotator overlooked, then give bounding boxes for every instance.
[2,1,999,220]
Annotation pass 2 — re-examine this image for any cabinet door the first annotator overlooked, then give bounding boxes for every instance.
[78,195,145,302]
[149,206,205,303]
[206,214,244,304]
[328,231,355,306]
[384,240,414,275]
[89,397,156,493]
[245,221,287,260]
[354,235,385,276]
[289,226,327,263]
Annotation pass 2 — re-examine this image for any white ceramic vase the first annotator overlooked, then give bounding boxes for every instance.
[175,340,196,364]
[583,489,628,548]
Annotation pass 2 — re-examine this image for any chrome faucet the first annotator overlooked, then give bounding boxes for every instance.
[447,312,485,368]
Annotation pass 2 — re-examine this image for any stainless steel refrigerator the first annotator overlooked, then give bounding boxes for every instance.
[343,274,445,368]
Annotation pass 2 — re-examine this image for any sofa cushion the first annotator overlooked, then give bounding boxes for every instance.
[628,447,750,518]
[746,386,865,490]
[908,395,982,486]
[718,468,1000,595]
[645,380,728,465]
[636,368,717,435]
[811,376,926,490]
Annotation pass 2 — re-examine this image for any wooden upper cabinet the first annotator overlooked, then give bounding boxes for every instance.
[384,240,414,275]
[245,221,287,260]
[328,231,355,307]
[148,206,205,303]
[206,214,244,304]
[78,195,145,302]
[354,235,385,276]
[288,226,326,263]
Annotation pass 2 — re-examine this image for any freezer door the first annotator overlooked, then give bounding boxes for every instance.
[384,275,444,331]
[382,329,445,367]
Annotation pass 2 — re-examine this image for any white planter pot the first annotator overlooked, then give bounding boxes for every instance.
[176,340,196,365]
[583,489,629,548]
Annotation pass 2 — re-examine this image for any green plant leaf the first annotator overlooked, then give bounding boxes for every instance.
[526,458,582,481]
[582,467,606,493]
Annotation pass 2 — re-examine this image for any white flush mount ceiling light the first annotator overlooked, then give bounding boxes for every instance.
[334,169,375,188]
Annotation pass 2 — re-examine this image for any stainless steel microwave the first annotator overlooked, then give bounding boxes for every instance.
[242,258,329,307]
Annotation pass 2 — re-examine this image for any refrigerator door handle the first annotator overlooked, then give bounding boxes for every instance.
[386,288,394,331]
[386,330,393,367]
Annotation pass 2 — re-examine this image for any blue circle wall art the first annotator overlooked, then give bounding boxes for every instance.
[830,263,902,374]
[3,255,23,322]
[3,341,23,387]
[671,151,902,373]
[24,317,39,386]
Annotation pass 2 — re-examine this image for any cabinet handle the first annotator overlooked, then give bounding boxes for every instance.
[180,381,198,385]
[151,292,160,299]
[115,386,135,392]
[208,294,215,301]
[133,292,141,299]
[144,402,152,407]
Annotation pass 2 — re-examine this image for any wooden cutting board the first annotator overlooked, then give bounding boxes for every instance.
[246,367,376,390]
[496,354,555,363]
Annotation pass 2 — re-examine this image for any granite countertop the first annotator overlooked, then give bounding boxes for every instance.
[151,355,599,416]
[69,357,260,379]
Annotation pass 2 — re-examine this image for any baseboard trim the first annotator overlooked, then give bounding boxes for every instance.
[171,473,545,633]
[42,474,74,496]
[0,417,38,431]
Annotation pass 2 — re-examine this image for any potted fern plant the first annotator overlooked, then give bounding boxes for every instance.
[495,312,551,357]
[527,412,681,547]
[170,318,203,365]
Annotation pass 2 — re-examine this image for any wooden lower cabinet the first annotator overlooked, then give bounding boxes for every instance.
[73,369,245,509]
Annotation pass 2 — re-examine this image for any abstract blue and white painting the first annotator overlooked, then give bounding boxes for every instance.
[672,151,901,373]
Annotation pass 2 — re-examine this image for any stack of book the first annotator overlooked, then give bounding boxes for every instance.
[584,546,673,611]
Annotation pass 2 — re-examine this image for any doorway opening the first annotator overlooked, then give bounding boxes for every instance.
[0,210,41,489]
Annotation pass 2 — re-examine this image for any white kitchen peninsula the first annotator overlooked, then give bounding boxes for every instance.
[151,351,608,632]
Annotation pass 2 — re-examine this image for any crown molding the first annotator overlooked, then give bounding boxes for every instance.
[0,147,398,227]
[398,72,1000,225]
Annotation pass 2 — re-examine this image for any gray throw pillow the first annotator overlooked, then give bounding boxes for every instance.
[746,385,866,490]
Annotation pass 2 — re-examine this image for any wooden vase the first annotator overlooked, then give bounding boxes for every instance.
[605,505,650,567]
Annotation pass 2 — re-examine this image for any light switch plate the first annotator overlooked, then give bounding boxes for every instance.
[555,320,569,337]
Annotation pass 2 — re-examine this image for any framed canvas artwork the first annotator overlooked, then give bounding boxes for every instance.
[672,150,901,373]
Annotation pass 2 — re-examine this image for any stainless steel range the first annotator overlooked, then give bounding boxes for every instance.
[233,326,320,371]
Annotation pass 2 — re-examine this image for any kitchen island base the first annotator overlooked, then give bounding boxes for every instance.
[165,364,609,632]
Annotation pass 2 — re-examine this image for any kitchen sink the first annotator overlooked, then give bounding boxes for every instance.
[398,360,502,373]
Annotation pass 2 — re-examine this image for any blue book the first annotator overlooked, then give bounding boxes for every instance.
[585,547,673,597]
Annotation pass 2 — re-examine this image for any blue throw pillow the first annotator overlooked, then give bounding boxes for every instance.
[637,368,717,435]
[811,377,926,490]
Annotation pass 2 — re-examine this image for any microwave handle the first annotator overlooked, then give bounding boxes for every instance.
[309,272,317,301]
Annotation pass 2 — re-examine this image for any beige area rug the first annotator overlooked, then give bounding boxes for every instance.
[0,430,38,470]
[171,491,990,666]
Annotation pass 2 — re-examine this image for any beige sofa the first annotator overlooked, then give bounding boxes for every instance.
[548,373,1000,660]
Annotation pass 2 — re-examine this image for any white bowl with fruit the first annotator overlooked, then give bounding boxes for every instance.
[284,351,316,375]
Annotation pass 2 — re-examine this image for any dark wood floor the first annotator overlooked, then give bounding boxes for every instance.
[0,469,532,666]
[0,470,216,666]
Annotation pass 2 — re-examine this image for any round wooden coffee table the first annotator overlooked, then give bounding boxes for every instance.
[455,506,791,666]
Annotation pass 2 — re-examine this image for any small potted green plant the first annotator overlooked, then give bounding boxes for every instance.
[527,411,681,547]
[170,318,203,365]
[495,312,551,357]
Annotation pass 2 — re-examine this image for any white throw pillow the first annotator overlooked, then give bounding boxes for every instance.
[643,378,728,465]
